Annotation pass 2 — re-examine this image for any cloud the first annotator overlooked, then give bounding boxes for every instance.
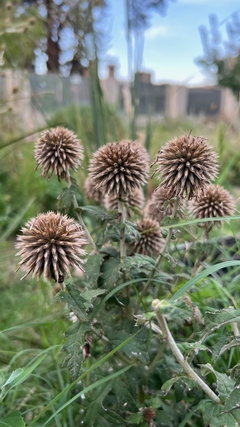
[145,26,168,40]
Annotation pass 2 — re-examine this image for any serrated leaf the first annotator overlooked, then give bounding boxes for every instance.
[79,205,118,221]
[112,378,138,412]
[199,307,240,341]
[84,254,103,288]
[0,410,25,427]
[109,329,149,363]
[200,401,236,427]
[200,363,235,400]
[63,321,90,379]
[124,254,155,270]
[224,386,240,411]
[59,284,89,322]
[84,380,114,425]
[57,185,76,210]
[81,289,106,305]
[156,299,192,324]
[162,376,195,395]
[101,257,122,288]
[100,409,126,426]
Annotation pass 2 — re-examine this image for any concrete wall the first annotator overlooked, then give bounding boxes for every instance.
[0,68,238,131]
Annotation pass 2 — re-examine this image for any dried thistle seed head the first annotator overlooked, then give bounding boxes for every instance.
[152,134,218,200]
[190,184,235,228]
[105,187,145,212]
[16,211,87,281]
[84,176,104,204]
[143,407,156,423]
[128,218,163,257]
[88,140,149,196]
[35,127,84,181]
[144,186,185,222]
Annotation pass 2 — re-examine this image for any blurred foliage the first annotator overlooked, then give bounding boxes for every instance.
[197,11,240,98]
[0,1,44,70]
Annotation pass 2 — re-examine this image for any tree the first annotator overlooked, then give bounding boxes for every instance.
[196,11,240,99]
[21,0,107,74]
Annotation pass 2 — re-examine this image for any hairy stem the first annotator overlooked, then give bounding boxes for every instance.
[65,171,97,252]
[118,199,132,317]
[152,299,220,404]
[134,198,180,314]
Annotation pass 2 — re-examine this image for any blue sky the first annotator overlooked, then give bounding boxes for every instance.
[100,0,240,86]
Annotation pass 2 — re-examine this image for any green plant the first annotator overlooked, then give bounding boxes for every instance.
[2,128,240,427]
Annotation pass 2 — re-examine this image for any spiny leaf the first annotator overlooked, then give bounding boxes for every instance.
[79,205,118,221]
[199,400,239,427]
[157,299,193,324]
[162,376,195,395]
[57,185,77,210]
[109,328,149,363]
[224,386,240,412]
[81,289,107,306]
[101,257,122,288]
[199,307,240,341]
[200,363,235,400]
[59,284,89,322]
[63,321,90,379]
[112,377,138,412]
[84,253,104,287]
[83,380,114,425]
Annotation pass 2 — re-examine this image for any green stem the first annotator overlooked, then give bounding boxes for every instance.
[152,299,220,404]
[118,199,132,317]
[134,197,180,314]
[65,171,97,253]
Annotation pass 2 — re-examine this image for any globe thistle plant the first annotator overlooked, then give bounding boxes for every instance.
[16,211,87,282]
[128,218,163,257]
[35,127,84,181]
[152,133,218,200]
[88,140,149,197]
[105,187,145,213]
[144,186,185,223]
[190,184,235,229]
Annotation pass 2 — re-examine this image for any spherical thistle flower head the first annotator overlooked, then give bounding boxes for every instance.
[35,127,84,181]
[88,140,149,197]
[84,175,104,204]
[16,211,87,282]
[105,187,145,212]
[190,184,235,229]
[152,133,218,200]
[128,218,164,257]
[144,186,185,223]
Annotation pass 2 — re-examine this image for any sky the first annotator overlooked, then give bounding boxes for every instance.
[100,0,240,87]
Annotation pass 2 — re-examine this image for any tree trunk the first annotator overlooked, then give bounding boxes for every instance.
[45,0,59,72]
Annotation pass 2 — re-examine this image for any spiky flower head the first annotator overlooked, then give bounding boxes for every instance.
[105,187,145,212]
[35,127,84,181]
[128,218,163,257]
[88,140,149,196]
[84,176,104,204]
[16,211,87,281]
[152,134,218,200]
[144,186,185,222]
[190,184,235,229]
